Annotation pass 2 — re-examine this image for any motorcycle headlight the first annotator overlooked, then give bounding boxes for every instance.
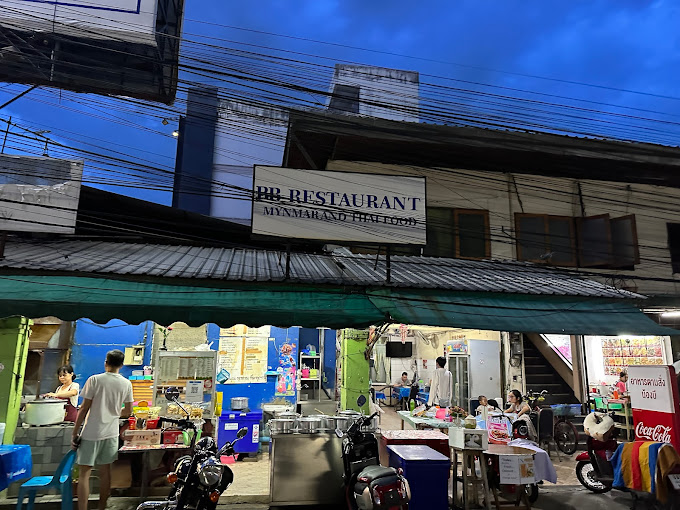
[197,458,223,487]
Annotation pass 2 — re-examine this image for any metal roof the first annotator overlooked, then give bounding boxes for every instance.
[0,240,639,299]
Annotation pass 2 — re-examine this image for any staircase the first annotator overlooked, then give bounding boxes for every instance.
[523,339,587,450]
[524,340,578,405]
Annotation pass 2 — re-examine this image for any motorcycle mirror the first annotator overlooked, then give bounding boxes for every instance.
[357,395,367,407]
[602,398,609,407]
[335,428,343,438]
[236,427,248,439]
[165,387,180,402]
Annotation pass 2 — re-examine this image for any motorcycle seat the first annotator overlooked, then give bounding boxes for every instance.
[357,465,398,484]
[354,466,400,495]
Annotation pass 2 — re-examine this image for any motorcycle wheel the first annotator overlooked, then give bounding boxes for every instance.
[576,460,612,494]
[554,420,578,455]
[526,484,539,503]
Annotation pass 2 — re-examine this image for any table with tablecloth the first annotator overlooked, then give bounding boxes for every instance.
[0,445,32,491]
[397,410,459,430]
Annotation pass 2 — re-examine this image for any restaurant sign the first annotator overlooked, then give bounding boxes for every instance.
[251,166,427,244]
[628,365,680,449]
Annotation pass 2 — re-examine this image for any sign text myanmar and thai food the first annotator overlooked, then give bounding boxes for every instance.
[251,166,427,244]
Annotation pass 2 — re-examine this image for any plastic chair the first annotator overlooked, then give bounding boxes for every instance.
[537,408,558,459]
[17,450,76,510]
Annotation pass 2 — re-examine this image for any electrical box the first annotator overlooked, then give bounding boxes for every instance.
[124,346,145,366]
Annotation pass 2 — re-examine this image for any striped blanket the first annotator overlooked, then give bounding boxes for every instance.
[611,441,680,502]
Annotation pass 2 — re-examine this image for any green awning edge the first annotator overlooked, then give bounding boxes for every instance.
[0,275,676,336]
[366,289,680,336]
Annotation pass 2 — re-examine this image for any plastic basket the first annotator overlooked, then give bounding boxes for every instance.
[551,404,581,417]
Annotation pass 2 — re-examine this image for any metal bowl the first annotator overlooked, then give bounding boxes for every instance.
[297,417,322,434]
[308,414,331,430]
[333,415,355,432]
[269,418,295,435]
[231,397,249,411]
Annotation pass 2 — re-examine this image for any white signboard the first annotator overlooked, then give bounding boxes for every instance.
[498,455,535,484]
[0,0,158,45]
[217,335,268,384]
[252,166,427,244]
[628,366,675,414]
[185,380,204,403]
[0,155,82,234]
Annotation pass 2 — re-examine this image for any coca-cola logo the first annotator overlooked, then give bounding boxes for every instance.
[635,421,672,443]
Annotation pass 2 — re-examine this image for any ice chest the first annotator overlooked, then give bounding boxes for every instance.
[449,427,489,450]
[218,410,262,454]
[124,429,161,446]
[380,430,449,476]
[388,445,449,510]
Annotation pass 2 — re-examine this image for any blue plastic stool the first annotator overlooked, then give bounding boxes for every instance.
[16,450,76,510]
[375,392,386,403]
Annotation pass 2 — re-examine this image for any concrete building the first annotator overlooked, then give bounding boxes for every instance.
[172,65,420,224]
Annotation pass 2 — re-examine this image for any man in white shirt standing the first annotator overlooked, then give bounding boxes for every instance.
[72,350,134,510]
[428,356,452,407]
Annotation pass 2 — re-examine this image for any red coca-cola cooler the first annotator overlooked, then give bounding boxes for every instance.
[628,365,680,451]
[379,429,450,476]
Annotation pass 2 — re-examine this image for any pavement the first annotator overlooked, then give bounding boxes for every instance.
[2,407,648,510]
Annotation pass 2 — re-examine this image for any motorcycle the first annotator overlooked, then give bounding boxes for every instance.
[137,387,248,510]
[337,411,411,509]
[575,435,617,494]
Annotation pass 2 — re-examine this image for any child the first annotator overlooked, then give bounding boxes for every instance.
[476,395,495,415]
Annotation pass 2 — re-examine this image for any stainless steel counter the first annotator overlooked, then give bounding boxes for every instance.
[270,433,345,506]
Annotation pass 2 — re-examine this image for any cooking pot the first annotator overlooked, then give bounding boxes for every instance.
[25,399,66,426]
[298,417,321,434]
[333,415,355,432]
[308,414,331,430]
[230,397,249,411]
[269,418,295,435]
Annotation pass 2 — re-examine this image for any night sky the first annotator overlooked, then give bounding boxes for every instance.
[1,0,678,205]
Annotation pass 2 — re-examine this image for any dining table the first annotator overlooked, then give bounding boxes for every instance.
[0,444,32,491]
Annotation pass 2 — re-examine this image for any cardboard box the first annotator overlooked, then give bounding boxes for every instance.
[124,429,161,446]
[449,427,489,450]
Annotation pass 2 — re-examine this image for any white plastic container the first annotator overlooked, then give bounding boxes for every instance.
[24,400,66,426]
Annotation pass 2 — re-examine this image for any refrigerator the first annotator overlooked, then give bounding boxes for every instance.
[447,339,501,410]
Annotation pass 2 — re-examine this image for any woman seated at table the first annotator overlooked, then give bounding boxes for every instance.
[505,389,537,441]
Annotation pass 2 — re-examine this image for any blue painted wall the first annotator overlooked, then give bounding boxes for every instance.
[323,329,337,393]
[216,327,300,411]
[70,319,154,402]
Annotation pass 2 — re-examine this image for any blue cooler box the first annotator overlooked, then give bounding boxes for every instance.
[218,410,263,454]
[387,444,449,510]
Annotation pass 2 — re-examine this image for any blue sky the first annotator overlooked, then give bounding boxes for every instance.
[1,0,679,205]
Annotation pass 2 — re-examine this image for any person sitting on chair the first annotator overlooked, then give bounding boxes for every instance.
[392,372,411,409]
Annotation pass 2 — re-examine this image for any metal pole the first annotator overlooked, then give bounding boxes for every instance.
[1,117,11,154]
[0,85,38,110]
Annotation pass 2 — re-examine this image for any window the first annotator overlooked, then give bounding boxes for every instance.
[515,213,639,269]
[515,214,577,266]
[576,215,612,267]
[668,223,680,274]
[611,215,640,268]
[424,207,490,259]
[328,84,360,114]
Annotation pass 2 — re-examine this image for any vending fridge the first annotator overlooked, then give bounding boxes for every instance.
[447,339,501,410]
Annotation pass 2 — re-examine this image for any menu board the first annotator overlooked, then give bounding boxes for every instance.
[601,336,665,376]
[499,455,535,484]
[217,335,268,384]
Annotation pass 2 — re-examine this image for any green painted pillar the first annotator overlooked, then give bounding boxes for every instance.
[340,329,370,414]
[0,316,32,444]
